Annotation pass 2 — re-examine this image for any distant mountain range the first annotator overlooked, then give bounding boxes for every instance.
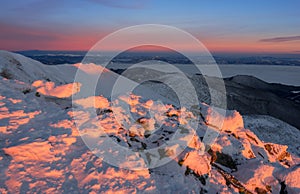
[14,50,300,66]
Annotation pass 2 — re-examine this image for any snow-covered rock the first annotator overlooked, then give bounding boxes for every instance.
[0,51,299,193]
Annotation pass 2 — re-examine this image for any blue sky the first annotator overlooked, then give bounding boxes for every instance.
[0,0,299,53]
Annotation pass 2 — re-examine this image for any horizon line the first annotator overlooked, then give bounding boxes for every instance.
[9,49,300,56]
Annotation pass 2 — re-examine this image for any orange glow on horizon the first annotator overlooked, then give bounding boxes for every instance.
[0,21,298,54]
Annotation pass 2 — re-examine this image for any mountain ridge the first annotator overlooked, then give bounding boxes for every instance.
[0,51,299,193]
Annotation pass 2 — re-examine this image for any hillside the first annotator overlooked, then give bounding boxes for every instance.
[0,51,299,193]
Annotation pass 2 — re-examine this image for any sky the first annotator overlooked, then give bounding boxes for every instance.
[0,0,299,54]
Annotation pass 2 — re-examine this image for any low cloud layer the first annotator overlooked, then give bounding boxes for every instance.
[260,36,300,43]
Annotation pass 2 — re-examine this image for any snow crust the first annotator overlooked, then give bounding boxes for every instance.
[0,51,299,193]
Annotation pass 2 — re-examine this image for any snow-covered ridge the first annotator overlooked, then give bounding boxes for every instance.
[0,51,299,193]
[0,50,78,84]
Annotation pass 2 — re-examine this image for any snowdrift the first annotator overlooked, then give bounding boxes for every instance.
[0,51,299,193]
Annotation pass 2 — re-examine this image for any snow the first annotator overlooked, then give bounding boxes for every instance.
[243,115,300,157]
[0,50,77,83]
[109,63,300,86]
[291,90,300,94]
[32,80,81,98]
[0,51,299,193]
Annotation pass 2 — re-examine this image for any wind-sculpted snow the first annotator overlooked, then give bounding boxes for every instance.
[73,63,109,75]
[32,80,81,98]
[0,52,300,193]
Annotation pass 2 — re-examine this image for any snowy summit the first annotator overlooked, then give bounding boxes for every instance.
[0,51,299,193]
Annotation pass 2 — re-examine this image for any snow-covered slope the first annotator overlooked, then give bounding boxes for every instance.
[0,51,299,193]
[244,115,300,157]
[0,50,77,83]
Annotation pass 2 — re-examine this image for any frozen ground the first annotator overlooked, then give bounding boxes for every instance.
[0,50,300,193]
